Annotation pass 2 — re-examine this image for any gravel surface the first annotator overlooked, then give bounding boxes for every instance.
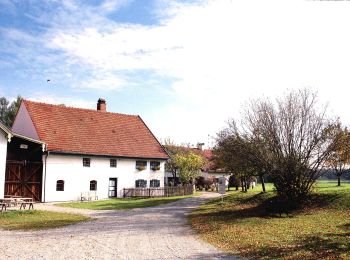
[0,192,236,260]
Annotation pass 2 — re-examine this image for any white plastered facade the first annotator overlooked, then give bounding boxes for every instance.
[43,154,166,202]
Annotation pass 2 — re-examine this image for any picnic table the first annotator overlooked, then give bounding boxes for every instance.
[0,200,6,212]
[19,198,34,210]
[0,197,35,211]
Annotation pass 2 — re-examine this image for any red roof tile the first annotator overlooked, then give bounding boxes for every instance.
[23,100,169,159]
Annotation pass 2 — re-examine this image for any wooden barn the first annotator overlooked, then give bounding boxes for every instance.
[0,123,45,201]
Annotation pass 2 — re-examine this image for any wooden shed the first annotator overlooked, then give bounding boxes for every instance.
[5,132,45,201]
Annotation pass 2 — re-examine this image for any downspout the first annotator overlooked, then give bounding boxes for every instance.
[43,151,48,203]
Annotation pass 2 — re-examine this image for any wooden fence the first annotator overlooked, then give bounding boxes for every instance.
[122,185,193,198]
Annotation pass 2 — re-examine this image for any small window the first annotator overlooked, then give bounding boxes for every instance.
[150,161,160,171]
[135,179,147,188]
[136,160,147,171]
[56,180,64,191]
[110,159,117,168]
[150,179,160,187]
[90,180,97,191]
[83,158,91,167]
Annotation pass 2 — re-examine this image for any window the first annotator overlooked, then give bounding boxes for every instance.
[56,180,64,191]
[83,158,91,167]
[150,179,160,188]
[150,161,160,171]
[90,180,97,191]
[135,179,147,188]
[110,159,117,168]
[136,160,147,171]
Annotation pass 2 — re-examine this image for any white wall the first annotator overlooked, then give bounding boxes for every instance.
[0,132,7,198]
[43,154,166,202]
[11,103,39,139]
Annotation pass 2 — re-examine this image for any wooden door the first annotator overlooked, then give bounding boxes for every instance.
[5,161,42,201]
[108,178,118,197]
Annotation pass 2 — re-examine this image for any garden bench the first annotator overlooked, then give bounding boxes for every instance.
[80,192,98,201]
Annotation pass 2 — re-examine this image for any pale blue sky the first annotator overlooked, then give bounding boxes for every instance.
[1,0,350,146]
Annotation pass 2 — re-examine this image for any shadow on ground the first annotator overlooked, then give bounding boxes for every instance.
[251,223,350,259]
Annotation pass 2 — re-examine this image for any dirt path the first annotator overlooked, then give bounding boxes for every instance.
[0,193,236,259]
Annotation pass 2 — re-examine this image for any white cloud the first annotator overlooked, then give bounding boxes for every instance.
[28,94,95,109]
[100,0,133,13]
[4,0,350,145]
[73,72,127,91]
[43,0,350,143]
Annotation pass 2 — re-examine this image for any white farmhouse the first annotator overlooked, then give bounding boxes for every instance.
[3,98,169,202]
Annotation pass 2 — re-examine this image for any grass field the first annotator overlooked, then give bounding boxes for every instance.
[57,195,194,210]
[190,181,350,259]
[0,210,90,230]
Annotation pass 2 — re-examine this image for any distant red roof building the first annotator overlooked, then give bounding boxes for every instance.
[14,100,169,159]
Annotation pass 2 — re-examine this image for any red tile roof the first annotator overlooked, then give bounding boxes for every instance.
[22,100,169,159]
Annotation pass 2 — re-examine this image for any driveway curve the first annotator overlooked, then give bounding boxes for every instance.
[0,193,235,260]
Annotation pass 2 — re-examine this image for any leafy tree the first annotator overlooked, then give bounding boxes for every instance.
[214,128,268,192]
[163,139,182,179]
[163,139,205,189]
[0,97,9,124]
[0,96,22,127]
[326,125,350,186]
[174,151,205,190]
[215,89,338,204]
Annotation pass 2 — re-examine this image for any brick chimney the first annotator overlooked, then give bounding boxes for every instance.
[97,98,106,112]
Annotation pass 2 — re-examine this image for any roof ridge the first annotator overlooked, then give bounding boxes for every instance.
[23,99,139,117]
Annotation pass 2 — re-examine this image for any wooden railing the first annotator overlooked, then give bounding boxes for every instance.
[122,185,193,198]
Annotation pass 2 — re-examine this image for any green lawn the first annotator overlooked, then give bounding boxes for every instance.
[0,210,90,230]
[190,181,350,259]
[56,195,194,210]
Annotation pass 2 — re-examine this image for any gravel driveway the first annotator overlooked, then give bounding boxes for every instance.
[0,192,235,260]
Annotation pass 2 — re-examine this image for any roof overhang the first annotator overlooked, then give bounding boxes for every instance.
[0,122,13,143]
[0,122,46,152]
[11,132,46,152]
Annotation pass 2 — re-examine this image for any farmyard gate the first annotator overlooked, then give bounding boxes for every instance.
[5,135,44,201]
[5,160,42,201]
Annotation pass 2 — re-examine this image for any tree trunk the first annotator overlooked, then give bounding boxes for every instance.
[260,175,266,192]
[338,175,341,186]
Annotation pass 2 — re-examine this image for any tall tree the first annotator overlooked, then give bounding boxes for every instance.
[0,96,22,127]
[215,89,338,204]
[326,125,350,186]
[0,97,9,124]
[213,131,256,192]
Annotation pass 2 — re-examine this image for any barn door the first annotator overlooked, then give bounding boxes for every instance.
[5,161,42,201]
